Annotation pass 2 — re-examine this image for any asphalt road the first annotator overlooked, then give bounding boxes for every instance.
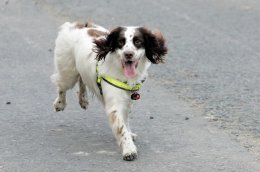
[1,0,260,171]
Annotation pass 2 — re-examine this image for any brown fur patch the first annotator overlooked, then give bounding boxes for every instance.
[75,22,87,29]
[109,111,117,124]
[117,125,124,135]
[88,29,108,38]
[86,22,98,28]
[152,29,164,40]
[75,21,99,29]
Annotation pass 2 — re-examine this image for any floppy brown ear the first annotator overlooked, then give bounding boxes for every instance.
[139,27,168,64]
[93,27,123,61]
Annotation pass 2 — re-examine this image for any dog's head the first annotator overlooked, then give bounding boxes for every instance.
[94,26,167,78]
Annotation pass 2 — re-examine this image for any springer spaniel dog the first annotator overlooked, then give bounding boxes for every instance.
[51,22,167,161]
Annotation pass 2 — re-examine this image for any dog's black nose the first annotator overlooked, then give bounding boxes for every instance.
[124,51,134,59]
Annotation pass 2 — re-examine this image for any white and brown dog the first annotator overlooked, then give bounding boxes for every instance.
[51,22,167,161]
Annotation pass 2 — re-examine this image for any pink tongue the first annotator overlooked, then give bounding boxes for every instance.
[123,63,137,78]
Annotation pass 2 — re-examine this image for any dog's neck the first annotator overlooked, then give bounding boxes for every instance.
[98,53,151,86]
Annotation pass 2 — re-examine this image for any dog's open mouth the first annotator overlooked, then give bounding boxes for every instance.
[122,60,138,78]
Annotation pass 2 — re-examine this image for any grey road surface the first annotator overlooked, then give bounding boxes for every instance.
[1,0,260,171]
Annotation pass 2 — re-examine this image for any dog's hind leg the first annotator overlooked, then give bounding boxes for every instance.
[51,23,80,112]
[51,70,79,112]
[53,90,67,112]
[78,76,88,110]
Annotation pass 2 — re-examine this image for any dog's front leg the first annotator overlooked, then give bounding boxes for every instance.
[107,109,137,161]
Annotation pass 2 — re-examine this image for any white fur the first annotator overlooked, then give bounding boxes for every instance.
[51,22,151,161]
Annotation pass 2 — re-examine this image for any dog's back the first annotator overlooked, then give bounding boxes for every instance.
[51,22,108,93]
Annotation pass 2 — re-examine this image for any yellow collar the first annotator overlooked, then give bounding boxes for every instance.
[96,64,142,95]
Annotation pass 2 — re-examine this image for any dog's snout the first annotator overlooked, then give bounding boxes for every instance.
[124,51,134,60]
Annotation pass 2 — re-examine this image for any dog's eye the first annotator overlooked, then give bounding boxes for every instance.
[134,39,142,46]
[118,38,125,47]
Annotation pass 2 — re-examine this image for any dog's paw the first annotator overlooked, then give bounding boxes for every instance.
[79,97,88,110]
[130,132,137,142]
[123,152,137,161]
[53,98,66,112]
[122,144,137,161]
